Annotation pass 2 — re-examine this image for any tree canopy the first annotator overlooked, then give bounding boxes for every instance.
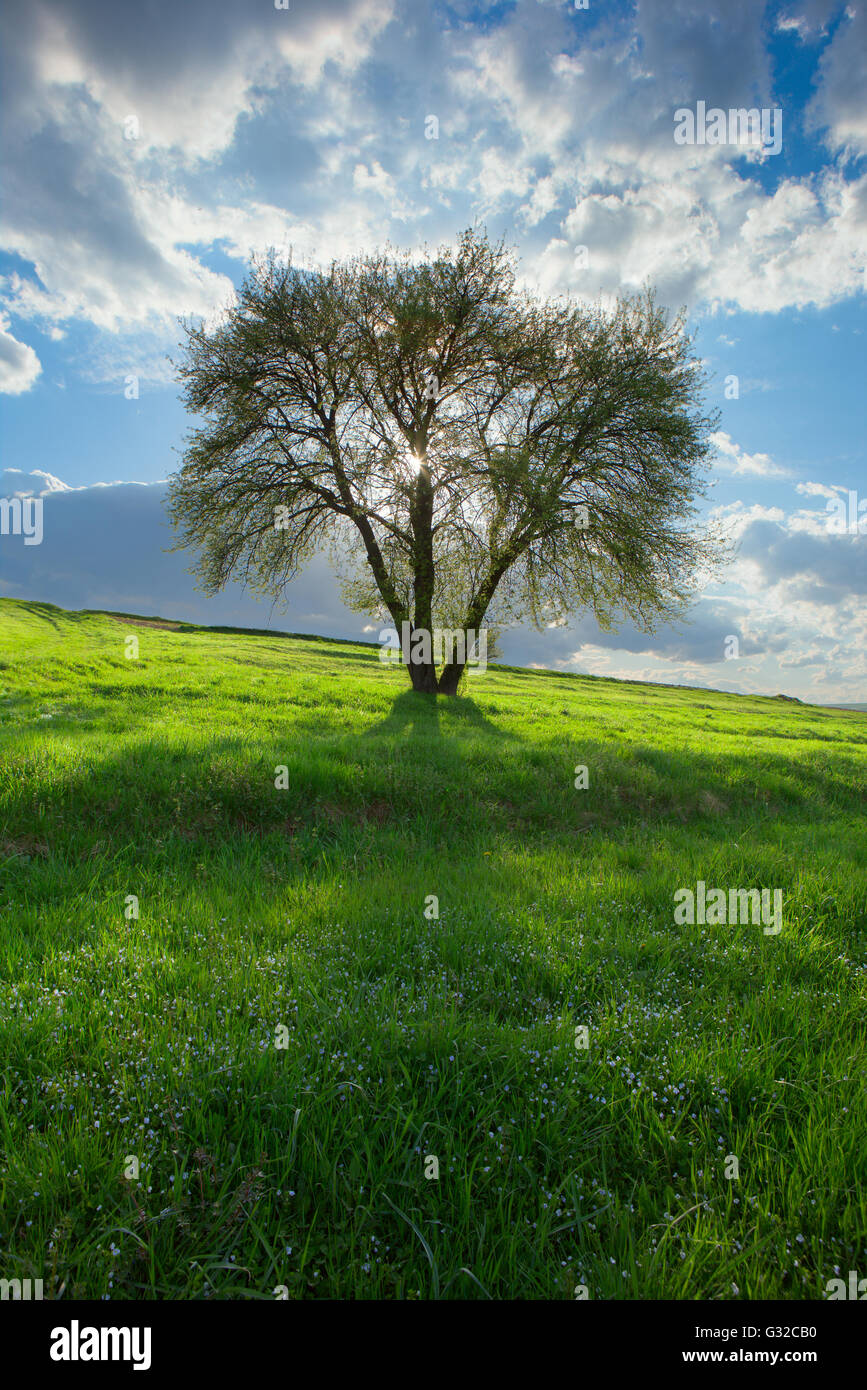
[168,228,721,693]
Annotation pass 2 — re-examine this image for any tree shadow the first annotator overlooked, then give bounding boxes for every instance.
[363,689,516,742]
[1,699,863,888]
[363,690,441,739]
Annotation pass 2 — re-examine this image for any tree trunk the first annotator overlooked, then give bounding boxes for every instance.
[436,662,465,695]
[409,660,439,693]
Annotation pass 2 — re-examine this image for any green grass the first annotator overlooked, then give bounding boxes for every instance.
[1,595,865,1301]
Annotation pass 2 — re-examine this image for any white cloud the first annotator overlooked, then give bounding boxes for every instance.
[2,0,865,351]
[0,0,395,337]
[17,0,395,165]
[1,467,72,495]
[710,431,789,478]
[795,480,842,499]
[0,315,41,393]
[806,2,867,157]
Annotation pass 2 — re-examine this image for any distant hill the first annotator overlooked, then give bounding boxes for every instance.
[1,595,856,712]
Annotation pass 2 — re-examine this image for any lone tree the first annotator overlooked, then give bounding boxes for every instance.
[169,228,720,694]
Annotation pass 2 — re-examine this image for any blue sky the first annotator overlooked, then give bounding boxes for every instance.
[1,0,865,702]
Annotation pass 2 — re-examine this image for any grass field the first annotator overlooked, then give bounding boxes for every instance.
[1,596,865,1301]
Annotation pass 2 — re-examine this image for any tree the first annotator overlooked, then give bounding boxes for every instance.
[168,227,721,695]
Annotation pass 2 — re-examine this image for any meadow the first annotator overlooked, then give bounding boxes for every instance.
[1,596,865,1300]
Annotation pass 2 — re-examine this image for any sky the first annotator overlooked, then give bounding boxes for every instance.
[0,0,865,704]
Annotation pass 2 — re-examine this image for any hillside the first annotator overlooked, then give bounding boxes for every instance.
[1,596,865,1300]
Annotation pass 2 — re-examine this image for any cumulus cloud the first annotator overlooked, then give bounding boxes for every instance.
[738,516,867,601]
[0,0,395,337]
[1,0,864,359]
[806,1,867,157]
[0,315,41,393]
[710,431,789,478]
[796,480,841,499]
[2,467,72,495]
